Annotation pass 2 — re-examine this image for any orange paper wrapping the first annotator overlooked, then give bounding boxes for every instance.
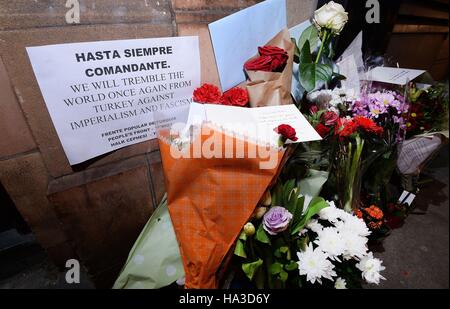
[245,28,294,107]
[158,125,284,288]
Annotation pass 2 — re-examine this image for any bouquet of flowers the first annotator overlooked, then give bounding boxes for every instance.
[233,180,385,289]
[244,28,295,107]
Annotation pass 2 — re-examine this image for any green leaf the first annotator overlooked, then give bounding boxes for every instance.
[298,235,309,252]
[291,197,328,235]
[298,25,319,54]
[282,179,296,206]
[300,40,313,64]
[299,62,333,92]
[274,248,282,258]
[279,246,289,254]
[234,239,247,258]
[279,270,288,282]
[315,64,333,84]
[290,195,305,230]
[332,72,347,81]
[255,223,271,244]
[271,183,283,206]
[285,261,298,271]
[269,262,283,275]
[242,259,263,281]
[239,230,247,241]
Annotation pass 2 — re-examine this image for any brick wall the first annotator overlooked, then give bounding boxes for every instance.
[0,0,316,287]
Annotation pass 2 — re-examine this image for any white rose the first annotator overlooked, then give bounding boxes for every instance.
[313,1,348,34]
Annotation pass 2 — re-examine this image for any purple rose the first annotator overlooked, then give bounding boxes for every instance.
[263,206,293,235]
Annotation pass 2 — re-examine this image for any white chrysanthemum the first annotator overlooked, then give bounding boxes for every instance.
[334,277,347,289]
[356,252,386,284]
[297,243,337,284]
[306,219,323,234]
[340,230,368,260]
[315,227,345,261]
[335,214,371,237]
[318,202,347,223]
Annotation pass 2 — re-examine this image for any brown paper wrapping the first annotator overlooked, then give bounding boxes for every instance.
[245,28,294,107]
[158,126,284,288]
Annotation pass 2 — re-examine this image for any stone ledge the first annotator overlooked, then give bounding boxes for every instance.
[0,0,173,31]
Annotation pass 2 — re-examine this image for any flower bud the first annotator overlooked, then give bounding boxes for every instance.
[243,222,256,237]
[260,190,272,206]
[253,206,268,220]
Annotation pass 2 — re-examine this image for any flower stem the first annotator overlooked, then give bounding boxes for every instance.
[315,30,329,64]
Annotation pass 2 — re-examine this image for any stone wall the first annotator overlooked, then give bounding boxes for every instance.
[0,0,316,287]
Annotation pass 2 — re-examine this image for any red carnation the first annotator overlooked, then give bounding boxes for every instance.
[220,87,249,107]
[334,117,357,139]
[354,116,383,135]
[315,123,330,138]
[193,83,222,104]
[274,124,298,141]
[320,111,339,126]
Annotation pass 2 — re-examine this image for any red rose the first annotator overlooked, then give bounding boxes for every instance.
[220,87,249,107]
[320,111,339,126]
[244,45,288,72]
[258,45,287,57]
[193,83,222,104]
[354,116,383,135]
[274,124,298,141]
[244,55,273,71]
[258,45,288,72]
[315,123,330,138]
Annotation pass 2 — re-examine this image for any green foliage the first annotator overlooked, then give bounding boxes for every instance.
[255,223,271,244]
[298,25,319,54]
[299,41,333,92]
[291,197,328,235]
[242,259,263,281]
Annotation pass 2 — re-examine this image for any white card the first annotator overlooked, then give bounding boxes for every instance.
[398,191,416,206]
[364,67,425,85]
[182,103,322,146]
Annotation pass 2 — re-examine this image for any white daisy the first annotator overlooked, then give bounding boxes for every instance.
[335,214,371,237]
[297,243,336,284]
[318,203,343,223]
[334,277,347,289]
[356,252,386,285]
[315,227,345,261]
[306,219,324,234]
[340,230,368,260]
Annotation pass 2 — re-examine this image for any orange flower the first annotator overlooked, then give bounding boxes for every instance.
[355,209,363,219]
[366,205,384,220]
[368,221,383,230]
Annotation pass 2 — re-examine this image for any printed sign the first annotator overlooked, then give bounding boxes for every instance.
[27,36,200,165]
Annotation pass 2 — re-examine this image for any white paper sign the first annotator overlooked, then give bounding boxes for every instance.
[208,0,287,91]
[183,103,322,146]
[364,67,425,85]
[27,36,200,165]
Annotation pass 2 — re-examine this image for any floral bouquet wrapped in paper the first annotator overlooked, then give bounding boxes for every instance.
[244,28,295,107]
